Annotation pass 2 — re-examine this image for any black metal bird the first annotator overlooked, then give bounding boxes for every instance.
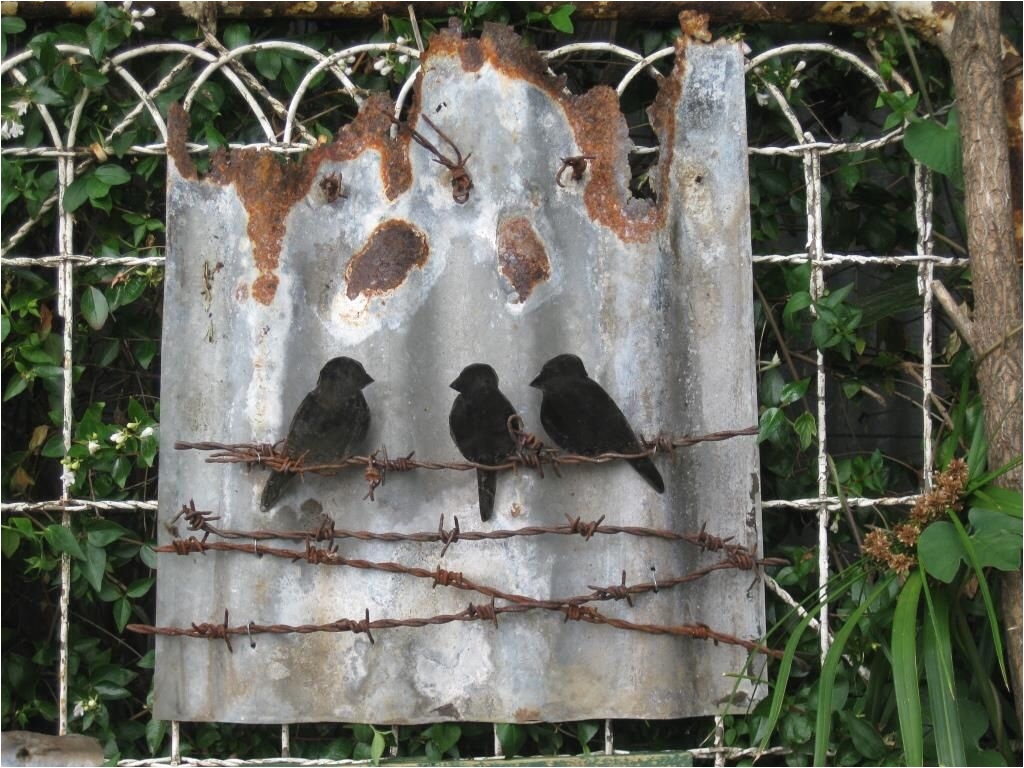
[449,363,518,522]
[261,356,373,511]
[529,353,665,493]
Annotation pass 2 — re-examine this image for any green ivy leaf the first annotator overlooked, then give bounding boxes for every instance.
[1,526,21,558]
[575,721,599,753]
[81,286,109,330]
[369,730,386,766]
[43,523,85,560]
[146,718,168,755]
[3,374,28,401]
[758,407,786,444]
[779,378,810,406]
[496,724,526,757]
[93,163,131,185]
[62,175,92,213]
[223,22,250,49]
[86,519,127,547]
[547,4,576,33]
[904,112,963,190]
[968,507,1023,571]
[792,411,816,450]
[254,49,282,80]
[918,521,965,583]
[81,542,107,592]
[1,16,27,34]
[126,576,154,598]
[113,596,131,632]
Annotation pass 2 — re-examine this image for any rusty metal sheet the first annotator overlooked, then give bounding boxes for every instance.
[155,28,763,724]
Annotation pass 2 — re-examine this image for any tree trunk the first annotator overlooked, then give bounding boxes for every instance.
[948,1,1024,725]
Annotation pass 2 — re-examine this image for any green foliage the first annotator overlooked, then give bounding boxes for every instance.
[2,5,1019,766]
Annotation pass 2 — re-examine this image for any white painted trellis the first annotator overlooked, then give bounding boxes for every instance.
[0,8,966,765]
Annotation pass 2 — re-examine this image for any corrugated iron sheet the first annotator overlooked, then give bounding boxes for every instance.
[155,27,763,724]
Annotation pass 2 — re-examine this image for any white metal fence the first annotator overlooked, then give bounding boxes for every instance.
[1,10,966,765]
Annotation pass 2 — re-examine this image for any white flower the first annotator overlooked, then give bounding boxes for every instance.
[755,91,770,107]
[127,420,140,430]
[132,20,145,30]
[140,426,155,439]
[380,64,393,76]
[110,431,128,446]
[398,54,409,64]
[87,439,100,455]
[788,78,800,90]
[1,119,24,140]
[795,59,807,72]
[73,700,86,719]
[372,58,386,71]
[61,467,76,486]
[395,35,407,45]
[345,54,356,64]
[344,67,353,76]
[12,98,30,116]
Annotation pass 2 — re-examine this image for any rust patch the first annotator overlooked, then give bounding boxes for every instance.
[345,220,429,300]
[514,707,542,723]
[167,103,197,180]
[679,10,712,43]
[420,23,676,243]
[496,217,551,302]
[172,94,414,306]
[207,148,317,305]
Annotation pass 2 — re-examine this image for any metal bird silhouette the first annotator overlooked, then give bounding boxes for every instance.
[449,363,518,522]
[530,353,664,493]
[261,356,373,511]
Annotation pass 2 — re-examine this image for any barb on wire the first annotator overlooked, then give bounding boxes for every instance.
[381,110,473,203]
[556,154,596,187]
[127,599,784,659]
[152,532,786,616]
[165,501,765,559]
[173,426,759,489]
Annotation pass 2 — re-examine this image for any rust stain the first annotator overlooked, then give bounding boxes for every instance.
[167,103,197,180]
[496,217,551,302]
[678,10,712,43]
[514,707,542,723]
[170,94,414,306]
[345,219,429,300]
[422,23,682,243]
[207,148,316,305]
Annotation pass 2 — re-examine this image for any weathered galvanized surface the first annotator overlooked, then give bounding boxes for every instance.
[156,26,762,724]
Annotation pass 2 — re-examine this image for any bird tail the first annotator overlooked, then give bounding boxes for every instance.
[476,468,497,522]
[260,471,292,511]
[629,457,665,494]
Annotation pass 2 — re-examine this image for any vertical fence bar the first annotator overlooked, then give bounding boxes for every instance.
[56,142,75,738]
[171,720,181,765]
[604,718,613,755]
[803,141,830,663]
[714,715,726,768]
[281,724,290,758]
[915,163,936,489]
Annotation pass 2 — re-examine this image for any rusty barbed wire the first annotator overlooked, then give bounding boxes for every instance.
[381,110,473,203]
[174,425,758,500]
[555,154,596,187]
[126,601,784,659]
[153,531,784,613]
[170,500,760,558]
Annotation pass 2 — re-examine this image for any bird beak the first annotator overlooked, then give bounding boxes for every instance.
[449,376,461,391]
[529,373,543,388]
